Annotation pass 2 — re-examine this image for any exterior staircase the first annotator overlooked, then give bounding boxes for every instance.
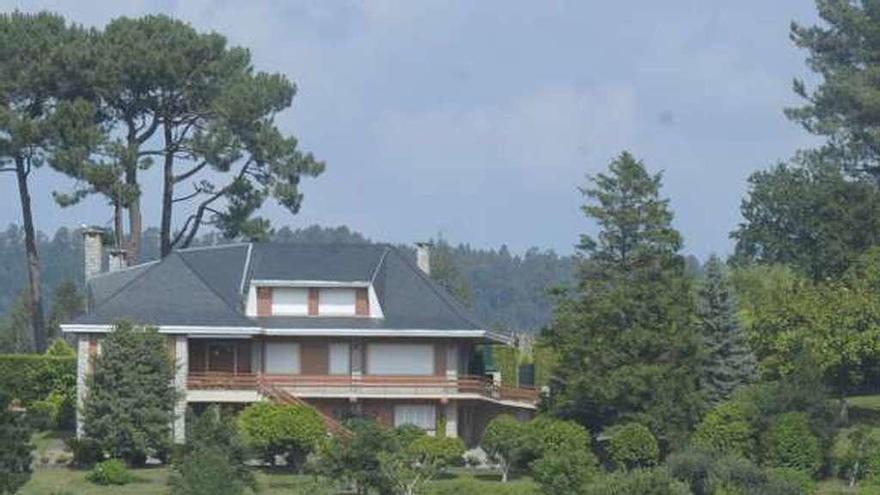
[257,379,352,438]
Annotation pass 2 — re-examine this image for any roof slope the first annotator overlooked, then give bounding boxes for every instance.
[72,242,484,332]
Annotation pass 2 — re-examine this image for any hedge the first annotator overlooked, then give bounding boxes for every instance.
[0,354,76,404]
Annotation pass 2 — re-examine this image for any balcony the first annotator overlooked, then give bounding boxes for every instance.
[186,372,539,408]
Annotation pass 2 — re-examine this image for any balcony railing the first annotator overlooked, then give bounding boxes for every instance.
[187,372,539,406]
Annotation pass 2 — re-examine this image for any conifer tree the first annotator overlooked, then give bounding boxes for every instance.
[698,255,756,406]
[0,390,31,494]
[542,151,703,446]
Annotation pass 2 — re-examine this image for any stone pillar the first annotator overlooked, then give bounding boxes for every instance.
[75,335,90,438]
[444,401,458,438]
[173,336,188,443]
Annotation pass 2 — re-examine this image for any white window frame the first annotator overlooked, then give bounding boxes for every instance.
[271,288,309,316]
[394,404,436,434]
[366,343,434,375]
[318,288,357,316]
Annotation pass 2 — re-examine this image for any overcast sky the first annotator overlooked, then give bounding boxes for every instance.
[0,1,821,257]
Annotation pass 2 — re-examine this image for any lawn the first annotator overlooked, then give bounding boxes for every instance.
[19,466,540,495]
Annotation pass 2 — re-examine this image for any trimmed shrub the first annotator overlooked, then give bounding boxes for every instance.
[692,401,755,458]
[608,423,659,470]
[763,412,822,476]
[311,418,398,494]
[237,401,326,469]
[528,415,593,457]
[584,468,690,495]
[86,459,133,486]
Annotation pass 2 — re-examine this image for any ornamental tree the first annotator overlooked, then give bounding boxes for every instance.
[481,414,529,482]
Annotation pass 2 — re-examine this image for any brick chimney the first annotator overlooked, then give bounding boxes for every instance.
[82,227,104,280]
[415,242,432,276]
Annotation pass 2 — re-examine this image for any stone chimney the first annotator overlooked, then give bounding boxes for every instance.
[82,227,104,280]
[415,242,432,276]
[108,248,127,273]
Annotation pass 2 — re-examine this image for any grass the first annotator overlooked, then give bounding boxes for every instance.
[20,466,539,495]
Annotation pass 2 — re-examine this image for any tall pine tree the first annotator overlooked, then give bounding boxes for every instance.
[542,152,703,446]
[698,255,756,406]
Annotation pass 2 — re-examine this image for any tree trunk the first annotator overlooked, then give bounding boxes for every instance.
[114,197,125,250]
[126,166,141,263]
[159,123,174,258]
[501,463,509,483]
[15,156,46,353]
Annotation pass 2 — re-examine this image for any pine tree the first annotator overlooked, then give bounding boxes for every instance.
[698,255,756,406]
[83,323,177,464]
[542,151,703,446]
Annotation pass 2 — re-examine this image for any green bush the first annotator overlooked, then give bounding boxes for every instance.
[482,414,529,482]
[169,446,246,495]
[528,415,594,458]
[584,468,690,495]
[666,446,715,495]
[237,401,326,469]
[86,459,133,486]
[766,467,816,494]
[531,448,596,495]
[762,412,822,476]
[0,354,75,405]
[310,418,398,494]
[30,387,75,431]
[692,401,755,458]
[64,437,104,468]
[831,426,880,486]
[0,391,32,494]
[608,423,659,470]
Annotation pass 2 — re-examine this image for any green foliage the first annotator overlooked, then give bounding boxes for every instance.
[692,401,755,458]
[0,353,75,405]
[608,423,659,471]
[766,467,817,495]
[63,437,103,468]
[542,152,702,446]
[169,446,246,495]
[731,154,880,281]
[482,415,529,482]
[787,1,880,180]
[425,476,540,495]
[172,405,256,494]
[583,468,690,495]
[311,418,398,494]
[46,281,84,341]
[429,238,475,307]
[698,256,755,405]
[82,323,177,465]
[236,401,326,469]
[763,412,822,476]
[830,426,880,486]
[494,345,519,387]
[667,447,813,495]
[378,428,466,495]
[0,391,31,494]
[0,294,34,354]
[85,459,133,486]
[527,416,598,494]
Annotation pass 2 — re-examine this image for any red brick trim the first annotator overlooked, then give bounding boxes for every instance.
[257,287,272,316]
[308,288,320,316]
[355,288,369,316]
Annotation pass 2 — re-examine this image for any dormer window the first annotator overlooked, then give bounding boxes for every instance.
[253,284,372,317]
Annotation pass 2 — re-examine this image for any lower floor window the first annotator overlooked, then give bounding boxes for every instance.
[394,404,436,434]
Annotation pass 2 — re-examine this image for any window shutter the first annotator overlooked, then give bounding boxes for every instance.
[355,288,369,316]
[257,287,272,316]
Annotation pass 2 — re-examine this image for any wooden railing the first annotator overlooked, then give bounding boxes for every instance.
[187,372,539,406]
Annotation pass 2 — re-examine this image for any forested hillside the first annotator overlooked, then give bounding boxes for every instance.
[0,224,579,335]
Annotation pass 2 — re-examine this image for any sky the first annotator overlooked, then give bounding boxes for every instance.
[0,0,822,258]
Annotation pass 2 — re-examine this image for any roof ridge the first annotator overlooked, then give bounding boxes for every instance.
[175,242,250,253]
[87,257,167,316]
[369,246,392,284]
[88,259,159,279]
[175,251,246,316]
[388,246,484,329]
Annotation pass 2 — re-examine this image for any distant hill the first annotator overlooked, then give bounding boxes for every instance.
[0,224,578,333]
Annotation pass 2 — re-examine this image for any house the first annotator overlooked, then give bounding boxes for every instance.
[61,229,537,445]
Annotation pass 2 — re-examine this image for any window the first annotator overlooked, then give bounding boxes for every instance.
[265,342,300,374]
[329,343,350,375]
[319,288,356,316]
[367,343,434,375]
[272,288,309,315]
[394,404,436,433]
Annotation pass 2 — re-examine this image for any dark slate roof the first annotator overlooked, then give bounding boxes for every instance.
[72,243,483,332]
